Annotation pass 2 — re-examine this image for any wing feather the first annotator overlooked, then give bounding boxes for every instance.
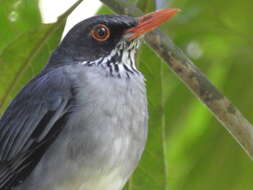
[0,68,75,189]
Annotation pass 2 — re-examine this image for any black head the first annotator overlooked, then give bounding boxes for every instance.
[48,9,179,68]
[49,15,138,66]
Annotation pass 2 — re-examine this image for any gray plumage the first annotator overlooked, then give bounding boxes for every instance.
[17,60,147,190]
[0,15,148,190]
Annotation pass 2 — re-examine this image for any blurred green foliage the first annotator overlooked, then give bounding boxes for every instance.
[0,0,253,190]
[0,0,66,112]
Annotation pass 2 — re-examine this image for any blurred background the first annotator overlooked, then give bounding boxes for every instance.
[0,0,253,189]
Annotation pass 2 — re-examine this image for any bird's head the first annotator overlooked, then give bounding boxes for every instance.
[49,8,179,76]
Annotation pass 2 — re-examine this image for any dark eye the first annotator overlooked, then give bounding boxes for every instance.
[91,24,110,41]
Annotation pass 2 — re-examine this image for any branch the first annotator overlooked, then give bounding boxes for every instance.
[101,0,253,160]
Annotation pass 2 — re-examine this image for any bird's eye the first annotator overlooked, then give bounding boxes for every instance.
[91,24,110,41]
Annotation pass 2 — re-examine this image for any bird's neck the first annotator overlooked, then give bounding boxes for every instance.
[80,40,141,79]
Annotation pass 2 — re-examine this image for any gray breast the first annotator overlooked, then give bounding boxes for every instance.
[17,65,148,190]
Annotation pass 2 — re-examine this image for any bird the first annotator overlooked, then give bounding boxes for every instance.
[0,8,178,190]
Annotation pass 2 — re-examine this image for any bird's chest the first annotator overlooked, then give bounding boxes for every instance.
[64,70,148,188]
[17,68,148,190]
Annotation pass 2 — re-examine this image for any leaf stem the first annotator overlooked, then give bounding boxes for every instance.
[160,64,169,190]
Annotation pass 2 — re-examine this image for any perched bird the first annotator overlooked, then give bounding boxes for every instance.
[0,8,178,190]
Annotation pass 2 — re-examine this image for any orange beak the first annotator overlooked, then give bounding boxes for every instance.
[125,8,180,40]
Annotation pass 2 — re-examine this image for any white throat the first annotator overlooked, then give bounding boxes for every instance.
[80,40,141,78]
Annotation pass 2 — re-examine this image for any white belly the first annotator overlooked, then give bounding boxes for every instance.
[79,170,124,190]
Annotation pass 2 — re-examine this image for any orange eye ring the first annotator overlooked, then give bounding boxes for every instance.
[91,24,110,41]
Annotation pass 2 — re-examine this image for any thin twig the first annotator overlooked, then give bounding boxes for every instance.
[100,0,253,160]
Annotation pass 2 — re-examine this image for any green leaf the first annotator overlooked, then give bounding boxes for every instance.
[137,0,156,12]
[0,0,83,113]
[0,24,64,112]
[0,0,41,51]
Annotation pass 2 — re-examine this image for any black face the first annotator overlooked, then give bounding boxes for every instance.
[53,15,138,65]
